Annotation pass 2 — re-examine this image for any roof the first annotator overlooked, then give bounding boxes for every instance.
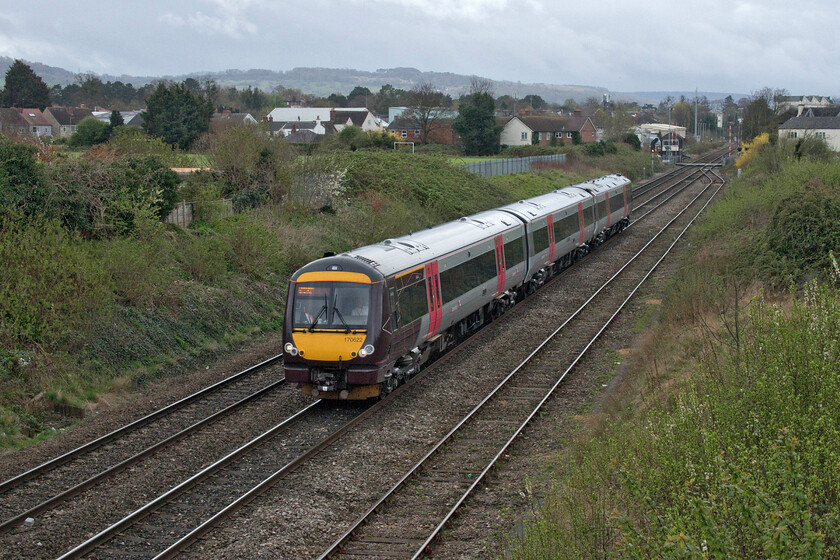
[387,116,421,130]
[0,107,29,127]
[332,110,369,127]
[266,107,333,122]
[801,107,840,118]
[513,115,593,133]
[45,107,93,125]
[283,130,323,143]
[16,108,51,127]
[779,115,840,130]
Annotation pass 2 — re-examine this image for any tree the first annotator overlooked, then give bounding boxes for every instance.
[69,117,110,147]
[405,81,446,144]
[522,94,547,112]
[0,136,50,219]
[142,82,214,150]
[347,86,372,108]
[0,60,51,109]
[452,79,503,156]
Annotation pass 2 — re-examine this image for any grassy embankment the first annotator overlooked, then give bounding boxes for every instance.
[0,143,651,449]
[503,139,840,558]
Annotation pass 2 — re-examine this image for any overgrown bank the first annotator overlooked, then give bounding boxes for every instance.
[504,139,840,557]
[1,137,630,448]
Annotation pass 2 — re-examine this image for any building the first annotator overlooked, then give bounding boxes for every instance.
[386,116,458,144]
[778,112,840,151]
[267,117,336,138]
[0,107,31,135]
[16,108,53,136]
[43,107,94,138]
[776,95,834,116]
[92,110,144,127]
[499,115,597,146]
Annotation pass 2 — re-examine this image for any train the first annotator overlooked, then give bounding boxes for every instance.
[282,174,632,399]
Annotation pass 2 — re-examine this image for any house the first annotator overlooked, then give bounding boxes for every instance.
[386,116,458,144]
[212,111,257,125]
[16,108,53,136]
[330,109,383,132]
[0,108,31,135]
[778,112,840,151]
[776,95,834,116]
[499,115,597,146]
[266,117,336,138]
[43,107,93,138]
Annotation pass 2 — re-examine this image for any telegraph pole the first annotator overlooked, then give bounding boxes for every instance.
[694,88,699,141]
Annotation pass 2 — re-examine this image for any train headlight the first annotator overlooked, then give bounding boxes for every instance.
[284,342,298,356]
[358,344,375,358]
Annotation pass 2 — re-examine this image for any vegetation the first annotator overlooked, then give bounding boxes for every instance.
[0,129,616,447]
[0,59,51,110]
[504,136,840,559]
[142,82,215,150]
[452,83,503,156]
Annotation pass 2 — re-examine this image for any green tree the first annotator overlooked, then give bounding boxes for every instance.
[0,136,51,218]
[452,81,502,156]
[142,82,214,150]
[69,116,110,147]
[0,60,51,109]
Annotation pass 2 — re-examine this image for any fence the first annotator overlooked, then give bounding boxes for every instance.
[165,199,234,228]
[462,153,567,178]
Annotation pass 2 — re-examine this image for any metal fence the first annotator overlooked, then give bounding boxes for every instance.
[462,153,567,178]
[165,199,234,228]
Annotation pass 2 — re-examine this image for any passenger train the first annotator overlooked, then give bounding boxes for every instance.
[282,174,632,399]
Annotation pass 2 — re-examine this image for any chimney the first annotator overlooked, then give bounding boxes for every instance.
[291,124,296,132]
[330,108,336,122]
[574,108,582,117]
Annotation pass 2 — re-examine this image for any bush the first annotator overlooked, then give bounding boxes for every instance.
[0,217,111,347]
[69,117,109,147]
[0,136,51,219]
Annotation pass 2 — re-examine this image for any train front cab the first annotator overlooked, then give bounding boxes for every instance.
[283,257,391,400]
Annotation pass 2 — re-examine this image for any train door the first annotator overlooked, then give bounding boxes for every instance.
[494,235,506,296]
[424,261,442,339]
[546,214,556,262]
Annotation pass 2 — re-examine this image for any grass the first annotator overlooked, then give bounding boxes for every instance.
[502,143,840,559]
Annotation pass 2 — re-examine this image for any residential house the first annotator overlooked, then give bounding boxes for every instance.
[212,111,257,125]
[0,108,30,135]
[778,112,840,151]
[776,95,834,116]
[386,116,459,144]
[16,108,53,136]
[499,115,597,146]
[330,109,383,132]
[267,117,336,138]
[43,107,93,138]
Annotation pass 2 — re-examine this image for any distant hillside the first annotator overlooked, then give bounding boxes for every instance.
[0,58,607,104]
[0,57,748,106]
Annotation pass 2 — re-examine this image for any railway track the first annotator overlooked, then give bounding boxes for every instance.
[0,152,727,560]
[46,161,726,560]
[316,167,725,559]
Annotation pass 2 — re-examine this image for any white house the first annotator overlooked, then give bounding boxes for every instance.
[778,113,840,151]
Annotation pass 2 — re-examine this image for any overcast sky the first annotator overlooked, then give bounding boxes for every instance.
[1,0,837,96]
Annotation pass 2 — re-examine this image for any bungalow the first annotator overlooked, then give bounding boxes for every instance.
[44,107,93,138]
[92,110,144,127]
[499,115,597,146]
[330,109,384,132]
[778,112,840,151]
[16,108,53,137]
[267,117,336,138]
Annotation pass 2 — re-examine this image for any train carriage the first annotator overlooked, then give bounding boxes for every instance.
[282,174,631,400]
[283,209,527,399]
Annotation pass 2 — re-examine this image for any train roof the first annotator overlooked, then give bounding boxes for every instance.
[344,209,521,278]
[497,174,630,222]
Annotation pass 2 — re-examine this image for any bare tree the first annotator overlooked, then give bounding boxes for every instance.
[405,81,446,144]
[469,76,494,96]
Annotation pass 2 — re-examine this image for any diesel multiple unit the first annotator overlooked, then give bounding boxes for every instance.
[282,174,632,399]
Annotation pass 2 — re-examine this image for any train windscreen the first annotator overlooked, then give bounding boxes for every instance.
[293,282,370,331]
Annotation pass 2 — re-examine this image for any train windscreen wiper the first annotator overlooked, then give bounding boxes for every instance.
[308,303,327,332]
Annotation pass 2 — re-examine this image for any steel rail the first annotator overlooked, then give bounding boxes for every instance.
[0,354,283,495]
[0,376,288,535]
[406,170,727,560]
[317,166,723,560]
[66,158,724,560]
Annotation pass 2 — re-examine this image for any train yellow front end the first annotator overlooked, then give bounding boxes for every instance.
[282,257,390,399]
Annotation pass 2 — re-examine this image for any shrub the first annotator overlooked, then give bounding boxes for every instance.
[0,217,111,347]
[0,136,51,219]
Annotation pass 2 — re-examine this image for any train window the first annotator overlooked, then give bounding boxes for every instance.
[504,237,524,269]
[609,192,624,214]
[553,214,579,241]
[440,248,497,303]
[532,225,550,254]
[398,280,428,327]
[595,199,607,221]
